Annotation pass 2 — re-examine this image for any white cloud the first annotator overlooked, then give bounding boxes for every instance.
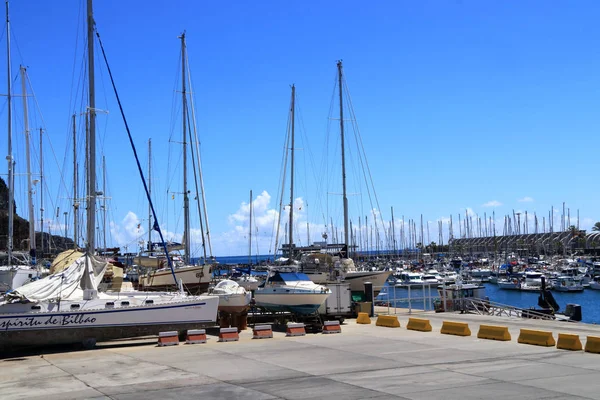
[482,200,502,207]
[518,196,534,203]
[110,211,145,250]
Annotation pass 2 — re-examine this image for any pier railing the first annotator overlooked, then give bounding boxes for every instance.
[460,298,556,320]
[374,284,437,314]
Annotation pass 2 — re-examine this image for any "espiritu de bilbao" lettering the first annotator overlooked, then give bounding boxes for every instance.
[1,314,98,331]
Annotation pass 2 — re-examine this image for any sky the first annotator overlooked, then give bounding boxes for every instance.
[2,0,600,258]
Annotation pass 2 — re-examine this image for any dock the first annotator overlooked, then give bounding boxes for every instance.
[2,311,600,399]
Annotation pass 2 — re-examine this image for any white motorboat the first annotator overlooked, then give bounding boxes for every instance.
[553,276,584,292]
[207,279,251,314]
[497,278,521,290]
[395,272,424,286]
[0,253,219,350]
[589,276,600,290]
[254,269,331,315]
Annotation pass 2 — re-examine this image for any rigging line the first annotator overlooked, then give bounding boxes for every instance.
[185,47,212,257]
[185,96,207,262]
[343,79,388,243]
[271,96,293,257]
[25,72,72,198]
[95,30,178,285]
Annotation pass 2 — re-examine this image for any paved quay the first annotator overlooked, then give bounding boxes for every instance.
[2,311,600,400]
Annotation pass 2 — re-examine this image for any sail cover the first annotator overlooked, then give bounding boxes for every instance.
[6,253,108,303]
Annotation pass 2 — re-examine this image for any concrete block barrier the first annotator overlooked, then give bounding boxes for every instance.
[375,315,400,328]
[441,321,471,337]
[518,329,555,347]
[185,329,207,344]
[158,331,179,347]
[356,312,371,324]
[218,327,240,342]
[252,325,273,339]
[556,333,582,351]
[477,324,511,341]
[286,323,306,337]
[585,336,600,353]
[322,320,342,334]
[406,318,432,332]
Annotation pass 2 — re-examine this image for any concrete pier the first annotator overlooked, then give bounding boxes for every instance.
[2,311,600,399]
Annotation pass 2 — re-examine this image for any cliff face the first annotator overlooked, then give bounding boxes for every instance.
[0,177,73,255]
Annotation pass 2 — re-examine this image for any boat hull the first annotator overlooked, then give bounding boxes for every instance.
[139,265,212,294]
[344,271,391,295]
[0,297,219,351]
[217,292,252,314]
[254,292,330,315]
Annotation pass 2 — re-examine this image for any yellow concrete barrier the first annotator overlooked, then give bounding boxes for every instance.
[517,329,555,347]
[477,324,511,341]
[356,312,371,324]
[440,321,471,337]
[375,315,400,328]
[556,333,582,351]
[406,318,432,332]
[585,336,600,354]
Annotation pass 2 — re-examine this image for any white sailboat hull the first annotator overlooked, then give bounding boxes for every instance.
[344,271,391,294]
[0,294,219,350]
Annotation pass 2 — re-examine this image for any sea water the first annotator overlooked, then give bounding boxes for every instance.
[376,282,600,324]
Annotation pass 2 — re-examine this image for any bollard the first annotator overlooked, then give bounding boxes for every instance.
[364,282,374,316]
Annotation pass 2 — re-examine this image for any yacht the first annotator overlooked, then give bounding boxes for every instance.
[497,278,521,290]
[254,268,331,315]
[0,253,219,350]
[395,272,425,286]
[553,276,584,292]
[589,276,600,290]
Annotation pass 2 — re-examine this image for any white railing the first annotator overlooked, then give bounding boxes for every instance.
[374,283,438,315]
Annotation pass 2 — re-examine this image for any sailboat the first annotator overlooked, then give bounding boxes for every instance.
[300,62,391,294]
[254,85,331,315]
[0,2,42,293]
[232,190,261,291]
[138,32,212,294]
[0,0,218,351]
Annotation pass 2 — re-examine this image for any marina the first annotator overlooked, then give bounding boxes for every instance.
[0,1,600,398]
[3,310,600,399]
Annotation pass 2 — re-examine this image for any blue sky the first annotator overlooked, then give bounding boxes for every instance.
[2,1,600,257]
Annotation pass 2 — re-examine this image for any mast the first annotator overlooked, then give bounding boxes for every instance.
[6,0,13,265]
[337,60,349,256]
[20,66,36,263]
[86,0,97,254]
[102,155,106,251]
[288,84,295,258]
[147,138,152,252]
[72,114,78,248]
[248,189,252,265]
[39,128,44,255]
[180,32,190,264]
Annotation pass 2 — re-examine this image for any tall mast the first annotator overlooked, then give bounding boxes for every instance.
[147,138,152,252]
[72,114,78,248]
[6,0,13,265]
[337,60,349,255]
[288,84,295,258]
[180,32,190,264]
[248,189,252,264]
[86,0,97,254]
[39,128,44,255]
[20,66,36,263]
[102,155,106,251]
